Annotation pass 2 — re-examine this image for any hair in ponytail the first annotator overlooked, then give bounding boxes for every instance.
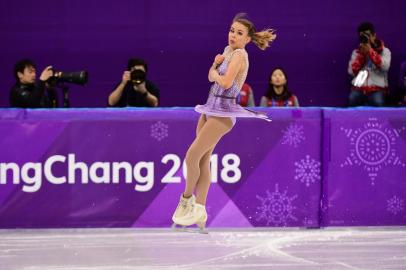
[232,13,276,50]
[252,30,276,50]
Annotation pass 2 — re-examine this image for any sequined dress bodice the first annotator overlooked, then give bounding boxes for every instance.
[194,46,271,122]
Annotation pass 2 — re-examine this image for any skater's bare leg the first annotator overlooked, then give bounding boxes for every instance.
[195,147,214,205]
[183,114,206,198]
[183,116,233,198]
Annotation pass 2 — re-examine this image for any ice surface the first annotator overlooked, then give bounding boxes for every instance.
[0,227,405,270]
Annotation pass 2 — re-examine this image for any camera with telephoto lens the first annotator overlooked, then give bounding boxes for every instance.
[359,32,370,44]
[48,69,88,86]
[130,69,146,85]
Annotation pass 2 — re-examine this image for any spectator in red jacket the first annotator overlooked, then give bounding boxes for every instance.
[348,22,391,107]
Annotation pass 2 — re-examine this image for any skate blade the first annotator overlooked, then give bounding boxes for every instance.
[171,223,209,234]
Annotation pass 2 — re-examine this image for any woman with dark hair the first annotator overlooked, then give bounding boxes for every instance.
[260,68,299,107]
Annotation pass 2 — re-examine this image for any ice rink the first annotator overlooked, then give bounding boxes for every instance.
[1,227,405,270]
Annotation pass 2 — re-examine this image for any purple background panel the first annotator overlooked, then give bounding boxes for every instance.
[1,1,405,108]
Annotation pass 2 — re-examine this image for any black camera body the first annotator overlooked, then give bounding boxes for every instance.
[131,69,146,85]
[49,70,88,86]
[359,32,370,44]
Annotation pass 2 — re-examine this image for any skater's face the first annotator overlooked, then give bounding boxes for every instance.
[228,22,251,49]
[270,69,287,91]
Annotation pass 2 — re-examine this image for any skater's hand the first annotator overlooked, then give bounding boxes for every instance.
[214,54,225,65]
[121,71,131,84]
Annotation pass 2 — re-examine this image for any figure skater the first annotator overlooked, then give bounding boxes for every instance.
[172,13,276,231]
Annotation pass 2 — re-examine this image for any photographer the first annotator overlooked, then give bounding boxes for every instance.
[108,58,159,107]
[10,59,57,108]
[348,22,391,107]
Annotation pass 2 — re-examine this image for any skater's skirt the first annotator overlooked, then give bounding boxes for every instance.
[194,104,271,122]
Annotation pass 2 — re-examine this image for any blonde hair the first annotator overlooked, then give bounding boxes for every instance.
[232,13,276,50]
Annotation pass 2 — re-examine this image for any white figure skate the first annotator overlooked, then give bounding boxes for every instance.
[172,203,208,234]
[171,194,195,230]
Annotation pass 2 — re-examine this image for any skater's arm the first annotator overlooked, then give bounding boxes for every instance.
[210,50,243,89]
[208,62,218,82]
[208,54,225,82]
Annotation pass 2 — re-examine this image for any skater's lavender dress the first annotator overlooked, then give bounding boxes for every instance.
[195,46,271,122]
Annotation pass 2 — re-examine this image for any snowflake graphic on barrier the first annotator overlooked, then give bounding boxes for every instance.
[281,123,305,147]
[150,121,168,141]
[294,155,321,187]
[340,119,405,185]
[387,196,404,215]
[256,183,298,226]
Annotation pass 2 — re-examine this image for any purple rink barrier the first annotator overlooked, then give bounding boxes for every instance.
[322,108,406,226]
[0,108,405,228]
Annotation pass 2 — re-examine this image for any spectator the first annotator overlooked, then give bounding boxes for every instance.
[260,68,299,107]
[237,82,255,107]
[348,22,391,107]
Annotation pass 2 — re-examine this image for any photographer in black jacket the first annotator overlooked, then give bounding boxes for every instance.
[10,59,57,108]
[108,58,160,107]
